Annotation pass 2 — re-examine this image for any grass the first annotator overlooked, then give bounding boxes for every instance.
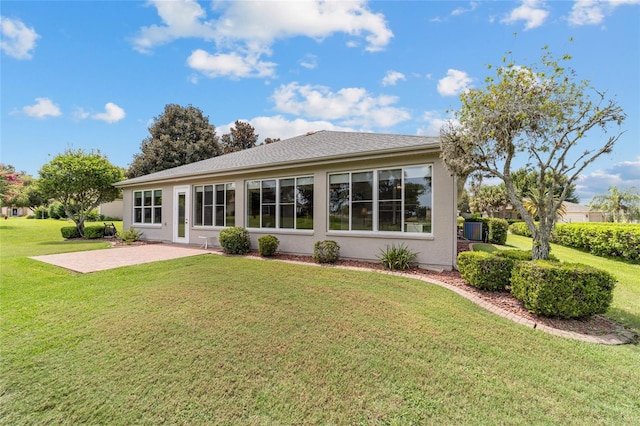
[2,218,640,424]
[474,234,640,332]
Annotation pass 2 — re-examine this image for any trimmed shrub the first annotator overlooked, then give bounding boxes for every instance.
[508,221,533,237]
[61,226,81,239]
[48,202,66,220]
[457,251,513,291]
[378,243,418,271]
[219,227,251,254]
[511,261,616,318]
[313,240,340,264]
[258,235,279,257]
[487,218,509,245]
[84,225,105,239]
[552,223,640,261]
[495,249,559,263]
[120,227,141,244]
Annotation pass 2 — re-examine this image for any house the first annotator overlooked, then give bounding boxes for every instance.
[558,201,606,223]
[115,131,458,270]
[1,206,33,217]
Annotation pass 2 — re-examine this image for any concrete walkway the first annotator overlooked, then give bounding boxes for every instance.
[31,244,210,273]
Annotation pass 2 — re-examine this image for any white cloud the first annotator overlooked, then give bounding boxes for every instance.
[271,82,410,128]
[501,0,549,30]
[568,0,640,26]
[72,107,90,120]
[452,1,480,16]
[92,102,126,123]
[133,0,393,79]
[437,69,472,96]
[0,16,40,59]
[22,98,62,118]
[575,157,640,202]
[132,0,216,53]
[187,49,276,79]
[299,54,318,70]
[219,115,354,143]
[382,70,406,86]
[417,111,455,137]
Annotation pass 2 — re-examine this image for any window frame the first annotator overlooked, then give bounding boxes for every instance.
[133,189,162,226]
[327,164,433,235]
[192,182,236,228]
[246,175,314,231]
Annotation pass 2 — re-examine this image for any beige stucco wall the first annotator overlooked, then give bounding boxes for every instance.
[121,151,457,270]
[98,199,123,219]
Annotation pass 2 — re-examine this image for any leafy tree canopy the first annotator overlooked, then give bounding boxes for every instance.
[39,149,124,236]
[220,120,259,154]
[590,186,640,223]
[127,104,221,178]
[440,43,625,259]
[1,164,44,209]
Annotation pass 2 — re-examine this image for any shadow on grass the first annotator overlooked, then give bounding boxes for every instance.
[606,307,640,335]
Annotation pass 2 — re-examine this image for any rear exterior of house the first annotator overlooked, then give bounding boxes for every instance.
[115,131,458,270]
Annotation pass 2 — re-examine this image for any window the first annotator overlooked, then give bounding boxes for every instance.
[246,176,314,230]
[328,165,432,233]
[193,183,235,227]
[133,189,162,225]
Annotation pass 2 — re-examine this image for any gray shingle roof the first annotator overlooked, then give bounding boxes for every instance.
[116,130,440,187]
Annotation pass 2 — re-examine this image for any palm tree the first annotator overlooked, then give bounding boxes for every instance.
[589,186,640,223]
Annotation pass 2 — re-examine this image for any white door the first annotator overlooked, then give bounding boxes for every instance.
[173,185,190,244]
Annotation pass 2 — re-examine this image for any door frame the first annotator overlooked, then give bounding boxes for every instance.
[173,185,190,244]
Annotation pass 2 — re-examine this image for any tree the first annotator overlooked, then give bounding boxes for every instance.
[440,45,626,259]
[590,186,640,223]
[39,149,124,236]
[127,104,221,178]
[510,167,579,204]
[0,165,44,210]
[264,137,281,144]
[470,184,508,218]
[220,120,259,154]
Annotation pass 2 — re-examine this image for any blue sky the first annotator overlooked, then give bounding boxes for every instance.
[2,0,638,203]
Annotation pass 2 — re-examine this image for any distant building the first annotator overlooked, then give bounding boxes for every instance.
[558,202,606,223]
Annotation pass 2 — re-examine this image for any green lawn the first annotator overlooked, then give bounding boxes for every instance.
[2,218,640,425]
[474,234,640,332]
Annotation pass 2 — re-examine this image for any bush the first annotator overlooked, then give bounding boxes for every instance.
[219,227,251,254]
[487,218,509,245]
[34,206,48,219]
[86,209,100,222]
[457,251,513,291]
[83,225,105,239]
[495,249,559,263]
[48,202,66,220]
[120,227,141,244]
[258,235,279,257]
[313,240,340,264]
[61,226,81,239]
[378,243,418,271]
[552,223,640,261]
[508,221,533,237]
[511,261,616,318]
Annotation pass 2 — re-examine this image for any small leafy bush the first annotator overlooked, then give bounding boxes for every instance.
[487,218,509,245]
[378,243,418,271]
[48,202,66,220]
[457,251,513,291]
[34,206,48,219]
[258,235,279,257]
[61,226,81,239]
[83,225,105,239]
[511,261,616,318]
[120,227,142,244]
[313,240,340,264]
[495,249,559,262]
[86,209,100,222]
[219,227,251,254]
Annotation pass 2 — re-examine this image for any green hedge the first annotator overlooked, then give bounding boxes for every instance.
[487,218,509,245]
[508,222,533,237]
[457,251,513,291]
[552,223,640,261]
[511,261,616,318]
[83,226,105,239]
[61,226,81,239]
[313,240,340,264]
